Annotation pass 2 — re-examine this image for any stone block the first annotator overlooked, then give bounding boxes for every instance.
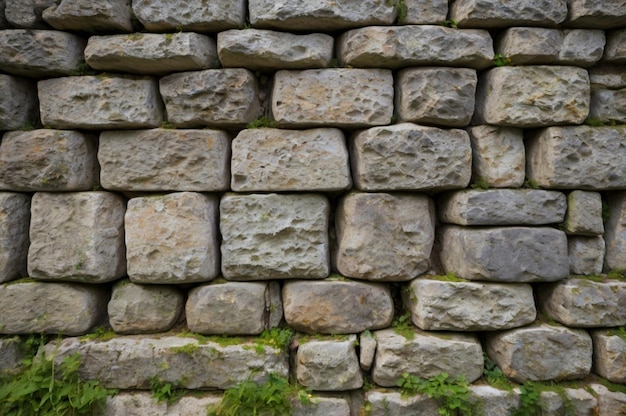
[564,191,604,235]
[271,69,393,128]
[592,330,626,383]
[296,335,362,391]
[231,128,351,192]
[590,65,626,89]
[359,331,376,371]
[334,192,435,281]
[0,30,86,78]
[468,386,519,416]
[589,384,626,416]
[103,392,221,416]
[98,129,230,192]
[395,67,476,127]
[132,0,245,32]
[526,126,626,190]
[485,323,592,383]
[5,0,56,28]
[404,0,448,24]
[604,29,626,63]
[0,336,23,373]
[38,76,163,130]
[0,75,38,130]
[449,0,567,28]
[28,192,126,283]
[565,0,626,29]
[0,193,30,283]
[438,189,566,226]
[338,25,493,69]
[220,193,330,280]
[474,66,590,127]
[440,226,569,282]
[589,88,626,124]
[537,389,597,416]
[218,29,333,70]
[605,191,626,270]
[125,192,219,284]
[160,69,260,128]
[108,280,184,334]
[365,390,439,416]
[292,395,351,416]
[404,277,536,331]
[283,280,393,334]
[568,236,605,276]
[559,30,606,67]
[42,0,133,33]
[0,281,108,335]
[85,33,218,75]
[351,123,472,192]
[467,125,525,188]
[186,281,282,335]
[0,130,98,192]
[372,328,483,386]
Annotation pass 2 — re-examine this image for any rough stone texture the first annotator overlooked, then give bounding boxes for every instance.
[271,69,393,128]
[395,67,477,127]
[28,192,126,283]
[604,29,626,64]
[538,390,596,416]
[0,193,30,283]
[589,384,626,416]
[351,123,472,192]
[338,25,494,69]
[248,0,396,31]
[0,281,108,335]
[220,193,330,280]
[474,66,590,127]
[485,323,592,382]
[0,130,98,192]
[291,395,351,416]
[218,29,333,70]
[359,332,376,371]
[0,30,86,78]
[526,126,626,190]
[438,189,566,226]
[132,0,245,32]
[283,280,393,334]
[85,33,218,75]
[231,128,351,192]
[296,335,362,391]
[0,337,22,373]
[467,125,525,188]
[98,129,230,192]
[439,226,569,282]
[43,336,289,389]
[588,88,626,124]
[404,0,448,24]
[450,0,567,28]
[468,386,519,416]
[564,191,604,235]
[538,278,626,327]
[561,388,598,416]
[560,30,606,67]
[108,280,184,334]
[102,392,221,416]
[38,76,163,130]
[334,193,435,281]
[0,75,39,130]
[568,236,605,275]
[365,390,439,415]
[125,192,219,284]
[605,191,626,270]
[42,0,133,33]
[592,330,626,383]
[589,65,626,89]
[186,281,282,335]
[372,328,483,385]
[565,0,626,29]
[404,277,536,331]
[5,0,56,28]
[160,69,260,128]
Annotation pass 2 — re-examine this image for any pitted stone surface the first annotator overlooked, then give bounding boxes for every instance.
[559,30,606,67]
[568,236,605,276]
[28,192,126,283]
[125,192,219,284]
[450,0,567,28]
[0,337,22,373]
[231,128,351,192]
[440,226,569,282]
[291,395,351,416]
[565,0,626,29]
[605,191,626,270]
[0,193,30,283]
[468,386,520,416]
[589,88,626,124]
[5,0,56,28]
[220,193,330,280]
[0,75,38,130]
[271,69,393,128]
[592,330,626,383]
[42,0,134,33]
[338,25,493,69]
[590,65,626,89]
[99,129,230,192]
[0,130,98,192]
[365,390,439,416]
[359,332,376,371]
[468,125,525,188]
[589,384,626,416]
[604,29,626,64]
[103,392,221,416]
[351,123,472,192]
[564,191,604,235]
[404,0,448,24]
[38,76,163,130]
[334,192,435,281]
[283,280,393,334]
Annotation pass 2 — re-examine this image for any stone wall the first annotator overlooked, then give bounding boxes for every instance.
[0,0,626,414]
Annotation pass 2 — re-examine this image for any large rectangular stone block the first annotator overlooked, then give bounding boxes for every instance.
[604,29,626,64]
[468,125,525,188]
[592,330,626,383]
[605,191,626,270]
[589,88,626,124]
[42,0,134,33]
[589,65,626,89]
[564,190,604,235]
[0,193,30,283]
[450,0,567,28]
[565,0,626,29]
[0,74,39,130]
[4,0,56,29]
[568,236,605,275]
[404,0,448,24]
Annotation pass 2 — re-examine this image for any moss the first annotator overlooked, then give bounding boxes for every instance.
[428,272,465,283]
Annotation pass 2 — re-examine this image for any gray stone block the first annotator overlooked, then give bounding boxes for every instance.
[565,0,626,29]
[450,0,567,28]
[468,386,519,416]
[568,236,605,276]
[564,190,604,235]
[404,0,448,24]
[0,75,39,130]
[589,65,626,89]
[589,384,626,416]
[592,330,626,383]
[559,29,606,67]
[365,390,439,416]
[359,331,376,371]
[0,336,23,373]
[103,392,221,416]
[605,191,626,270]
[604,29,626,64]
[292,395,351,416]
[5,0,56,28]
[589,88,626,124]
[42,0,134,33]
[0,193,30,283]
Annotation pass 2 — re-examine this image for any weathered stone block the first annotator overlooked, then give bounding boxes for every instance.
[231,128,351,192]
[42,0,133,33]
[220,193,330,280]
[372,328,483,386]
[126,192,219,284]
[404,0,448,24]
[292,395,351,416]
[605,191,626,270]
[186,281,282,335]
[485,323,592,382]
[0,281,108,335]
[564,190,604,235]
[98,129,230,192]
[334,192,435,281]
[351,123,472,192]
[468,386,519,416]
[5,0,56,28]
[450,0,567,28]
[589,384,626,416]
[590,65,626,89]
[271,69,393,128]
[589,88,626,124]
[160,69,260,128]
[359,331,376,371]
[560,30,606,67]
[537,389,597,416]
[338,25,493,69]
[568,236,605,276]
[440,226,569,282]
[565,0,626,29]
[283,280,393,334]
[218,29,333,70]
[0,75,38,130]
[474,66,590,127]
[604,29,626,63]
[526,126,626,190]
[0,193,29,283]
[0,130,98,192]
[592,330,626,383]
[28,192,126,283]
[0,336,23,373]
[365,391,439,416]
[103,392,221,416]
[108,280,184,334]
[38,76,163,130]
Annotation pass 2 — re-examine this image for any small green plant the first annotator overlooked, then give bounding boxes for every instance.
[161,120,177,129]
[149,376,186,405]
[257,327,294,351]
[393,0,407,24]
[170,343,199,355]
[470,178,489,190]
[523,178,540,189]
[397,372,479,416]
[442,19,458,28]
[512,381,542,416]
[80,326,117,342]
[483,354,513,391]
[431,272,465,283]
[584,117,604,127]
[246,116,279,129]
[493,53,512,67]
[18,123,35,131]
[392,312,415,340]
[606,326,626,341]
[165,33,174,43]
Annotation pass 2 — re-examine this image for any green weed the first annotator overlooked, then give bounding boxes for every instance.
[493,53,512,67]
[246,117,279,129]
[392,312,415,340]
[397,372,479,416]
[470,178,489,190]
[149,376,186,405]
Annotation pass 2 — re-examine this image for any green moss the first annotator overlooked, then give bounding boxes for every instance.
[428,272,465,283]
[80,326,117,342]
[246,116,279,129]
[470,178,489,190]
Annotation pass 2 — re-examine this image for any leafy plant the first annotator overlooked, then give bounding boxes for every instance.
[483,354,513,391]
[493,53,512,67]
[161,120,177,129]
[470,178,489,190]
[149,376,186,405]
[512,381,542,416]
[397,372,479,416]
[392,312,415,340]
[442,20,458,28]
[80,326,117,342]
[523,179,540,189]
[246,117,279,129]
[392,0,407,24]
[257,327,294,351]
